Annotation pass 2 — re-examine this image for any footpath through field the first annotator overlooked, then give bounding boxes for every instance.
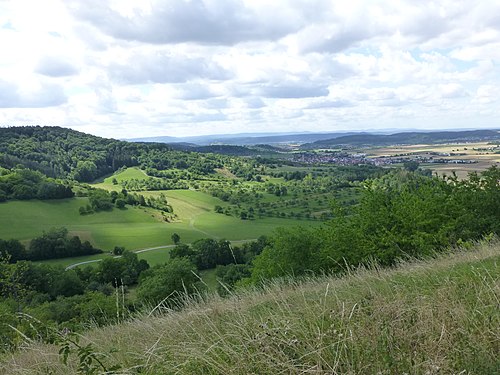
[64,239,257,270]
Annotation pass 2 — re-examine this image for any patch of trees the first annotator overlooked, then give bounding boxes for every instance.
[0,167,73,202]
[95,251,149,287]
[0,228,102,262]
[119,177,189,191]
[165,236,268,297]
[79,188,171,215]
[11,228,102,260]
[0,252,150,348]
[136,257,200,306]
[249,166,500,281]
[138,149,223,176]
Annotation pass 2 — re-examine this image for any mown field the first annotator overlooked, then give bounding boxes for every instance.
[365,142,500,178]
[0,166,324,268]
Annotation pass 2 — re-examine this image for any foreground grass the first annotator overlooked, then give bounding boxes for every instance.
[2,242,499,374]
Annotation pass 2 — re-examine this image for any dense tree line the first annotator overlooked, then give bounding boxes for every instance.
[78,188,171,215]
[0,167,73,202]
[119,176,189,191]
[249,166,500,281]
[0,126,231,183]
[0,228,101,262]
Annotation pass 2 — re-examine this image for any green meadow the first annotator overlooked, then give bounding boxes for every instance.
[92,167,151,190]
[1,167,323,268]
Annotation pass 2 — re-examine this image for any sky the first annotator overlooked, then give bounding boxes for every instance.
[0,0,499,139]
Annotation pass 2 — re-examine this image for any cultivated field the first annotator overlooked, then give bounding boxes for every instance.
[365,142,500,178]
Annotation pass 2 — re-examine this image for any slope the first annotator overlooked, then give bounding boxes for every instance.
[2,240,498,374]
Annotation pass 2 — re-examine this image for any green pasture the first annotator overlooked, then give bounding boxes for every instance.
[92,167,151,190]
[1,188,323,268]
[0,198,176,250]
[1,166,330,266]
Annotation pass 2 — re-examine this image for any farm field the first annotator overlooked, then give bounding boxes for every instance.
[365,142,500,178]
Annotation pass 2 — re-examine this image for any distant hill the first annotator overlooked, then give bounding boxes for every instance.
[165,143,284,156]
[129,132,359,146]
[302,129,500,149]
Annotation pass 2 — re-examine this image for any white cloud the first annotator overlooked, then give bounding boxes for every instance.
[0,0,499,138]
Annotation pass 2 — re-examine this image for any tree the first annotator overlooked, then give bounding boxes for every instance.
[216,264,251,296]
[171,233,181,245]
[0,239,26,263]
[115,198,126,209]
[403,160,419,172]
[72,161,98,182]
[137,258,200,305]
[88,189,113,211]
[251,227,322,281]
[113,246,125,255]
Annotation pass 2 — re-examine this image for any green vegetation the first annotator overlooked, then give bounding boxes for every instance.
[0,198,166,250]
[0,167,73,202]
[250,167,500,281]
[1,126,499,373]
[2,241,498,374]
[0,227,101,262]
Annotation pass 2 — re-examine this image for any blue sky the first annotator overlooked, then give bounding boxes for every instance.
[0,0,499,138]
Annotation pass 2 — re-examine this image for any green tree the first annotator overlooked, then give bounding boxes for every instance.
[251,227,321,281]
[137,258,199,306]
[171,233,181,245]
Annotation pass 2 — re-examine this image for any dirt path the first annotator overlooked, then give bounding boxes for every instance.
[64,239,258,270]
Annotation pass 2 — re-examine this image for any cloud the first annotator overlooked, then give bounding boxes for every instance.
[173,83,219,100]
[35,56,79,77]
[0,80,67,108]
[244,97,265,109]
[68,0,323,45]
[1,0,500,138]
[255,84,329,99]
[439,83,467,99]
[306,99,354,109]
[108,50,230,84]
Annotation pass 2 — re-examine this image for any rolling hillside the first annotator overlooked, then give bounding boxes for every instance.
[302,129,500,148]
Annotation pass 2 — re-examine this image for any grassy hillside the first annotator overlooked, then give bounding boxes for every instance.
[0,198,165,249]
[3,241,498,374]
[0,188,321,269]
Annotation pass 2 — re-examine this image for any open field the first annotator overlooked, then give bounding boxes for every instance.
[1,188,322,269]
[0,190,319,246]
[365,142,500,178]
[91,167,151,190]
[4,241,499,374]
[0,160,327,269]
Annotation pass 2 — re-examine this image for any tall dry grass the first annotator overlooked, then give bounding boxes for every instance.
[2,240,499,374]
